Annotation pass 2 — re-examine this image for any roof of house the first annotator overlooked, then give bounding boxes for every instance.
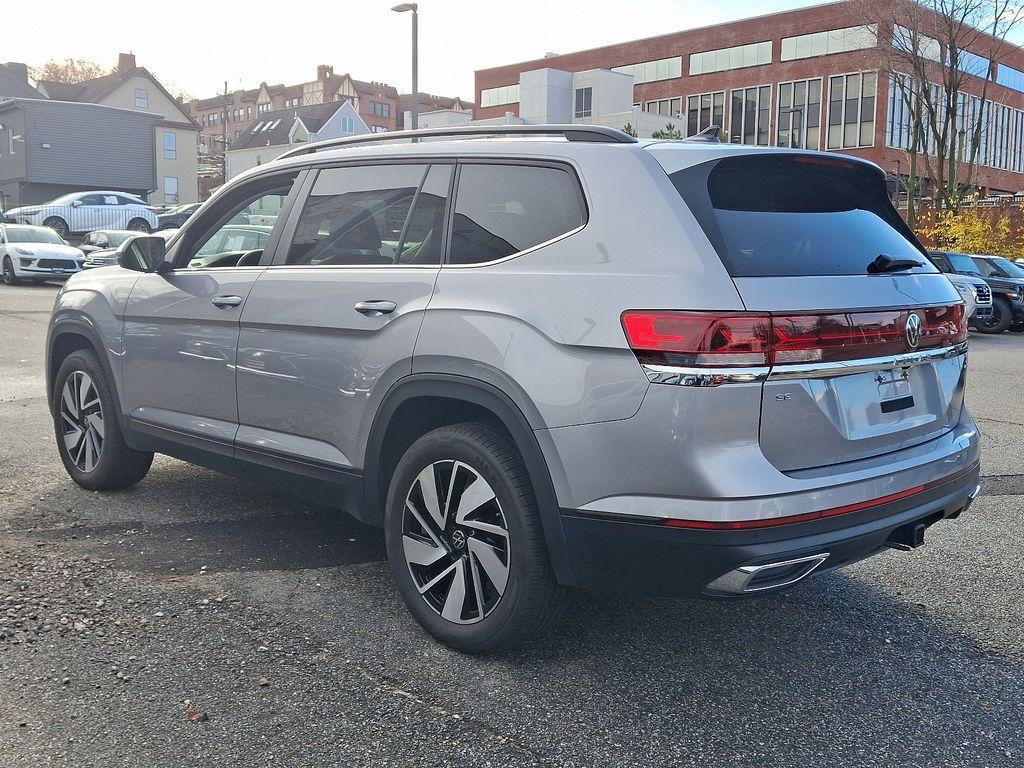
[228,101,345,151]
[37,66,198,129]
[0,63,42,99]
[398,92,475,112]
[350,78,399,99]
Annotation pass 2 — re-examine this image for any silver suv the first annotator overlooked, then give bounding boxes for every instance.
[46,126,981,652]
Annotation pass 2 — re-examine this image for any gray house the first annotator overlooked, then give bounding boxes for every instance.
[0,99,159,208]
[0,62,41,100]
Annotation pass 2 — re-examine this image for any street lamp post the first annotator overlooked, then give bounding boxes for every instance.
[392,3,419,131]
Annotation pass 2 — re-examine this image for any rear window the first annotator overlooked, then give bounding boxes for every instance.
[670,154,934,277]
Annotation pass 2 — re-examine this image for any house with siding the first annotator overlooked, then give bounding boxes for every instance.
[0,62,42,100]
[37,54,199,204]
[0,99,159,208]
[224,100,368,180]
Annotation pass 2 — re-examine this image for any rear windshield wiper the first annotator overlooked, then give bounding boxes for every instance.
[867,253,924,274]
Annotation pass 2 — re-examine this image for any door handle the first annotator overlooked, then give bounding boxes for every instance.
[354,300,397,316]
[211,295,243,309]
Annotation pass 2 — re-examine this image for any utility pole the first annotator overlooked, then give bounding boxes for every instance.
[221,80,228,185]
[392,3,419,130]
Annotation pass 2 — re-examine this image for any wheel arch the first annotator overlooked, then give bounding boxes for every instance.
[363,374,577,586]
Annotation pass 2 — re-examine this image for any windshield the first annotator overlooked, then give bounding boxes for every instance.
[991,257,1024,278]
[4,226,63,244]
[947,253,982,274]
[47,193,84,206]
[669,155,933,277]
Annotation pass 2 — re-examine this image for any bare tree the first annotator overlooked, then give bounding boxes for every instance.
[29,57,111,84]
[858,0,1023,213]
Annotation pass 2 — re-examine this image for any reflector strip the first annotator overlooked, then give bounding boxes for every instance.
[662,462,979,530]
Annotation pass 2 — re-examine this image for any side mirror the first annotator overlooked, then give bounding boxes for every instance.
[71,199,83,208]
[117,236,168,273]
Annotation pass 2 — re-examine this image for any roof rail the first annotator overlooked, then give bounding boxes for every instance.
[278,124,638,160]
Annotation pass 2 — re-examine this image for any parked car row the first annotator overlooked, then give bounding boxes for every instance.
[2,191,158,238]
[929,250,1024,334]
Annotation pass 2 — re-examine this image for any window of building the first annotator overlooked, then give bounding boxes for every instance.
[341,116,355,132]
[957,50,991,79]
[997,63,1024,92]
[776,78,822,150]
[689,43,771,76]
[647,97,682,118]
[287,97,303,108]
[135,88,149,108]
[164,177,179,204]
[285,164,450,266]
[574,87,593,118]
[258,103,270,113]
[1013,109,1024,173]
[781,25,877,61]
[827,72,876,149]
[685,92,724,137]
[163,131,177,160]
[611,56,683,85]
[892,25,941,62]
[371,125,388,133]
[729,85,771,145]
[449,164,586,265]
[885,74,916,151]
[371,100,391,117]
[991,102,1012,170]
[480,84,519,108]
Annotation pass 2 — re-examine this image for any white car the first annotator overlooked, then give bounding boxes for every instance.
[4,191,158,239]
[0,224,85,285]
[82,228,179,269]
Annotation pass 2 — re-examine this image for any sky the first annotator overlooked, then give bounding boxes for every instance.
[6,0,821,101]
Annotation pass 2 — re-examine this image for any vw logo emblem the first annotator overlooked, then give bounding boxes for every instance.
[450,530,467,550]
[906,313,922,348]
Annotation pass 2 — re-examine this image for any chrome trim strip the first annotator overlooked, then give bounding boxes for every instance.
[767,342,968,381]
[642,365,770,387]
[643,342,967,387]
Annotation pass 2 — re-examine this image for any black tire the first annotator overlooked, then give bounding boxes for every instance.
[385,423,567,653]
[53,349,153,491]
[975,297,1012,334]
[127,218,151,234]
[42,216,69,239]
[2,256,19,286]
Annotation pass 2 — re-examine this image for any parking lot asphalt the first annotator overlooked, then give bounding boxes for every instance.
[1,281,1022,767]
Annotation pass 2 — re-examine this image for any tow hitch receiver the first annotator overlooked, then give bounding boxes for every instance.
[887,510,948,550]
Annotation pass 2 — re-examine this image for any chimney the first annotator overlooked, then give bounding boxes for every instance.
[4,62,29,83]
[117,53,136,75]
[317,64,334,81]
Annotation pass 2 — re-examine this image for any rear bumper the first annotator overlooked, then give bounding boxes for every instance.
[558,463,980,597]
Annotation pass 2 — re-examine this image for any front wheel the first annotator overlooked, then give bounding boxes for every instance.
[42,216,69,239]
[53,349,154,490]
[127,218,151,234]
[975,297,1012,334]
[385,423,567,653]
[2,256,20,285]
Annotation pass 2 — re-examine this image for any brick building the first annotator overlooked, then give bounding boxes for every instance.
[474,0,1024,194]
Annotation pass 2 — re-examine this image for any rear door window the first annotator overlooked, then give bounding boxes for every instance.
[449,164,586,265]
[670,154,935,277]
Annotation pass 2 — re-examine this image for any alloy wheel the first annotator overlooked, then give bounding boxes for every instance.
[402,460,510,624]
[60,371,104,473]
[2,258,14,285]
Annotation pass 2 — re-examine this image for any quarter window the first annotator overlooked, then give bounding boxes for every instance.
[449,164,585,265]
[286,164,451,266]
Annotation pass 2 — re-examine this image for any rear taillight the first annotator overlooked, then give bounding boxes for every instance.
[620,312,771,366]
[621,304,966,368]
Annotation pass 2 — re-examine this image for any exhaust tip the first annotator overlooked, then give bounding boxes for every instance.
[704,552,830,596]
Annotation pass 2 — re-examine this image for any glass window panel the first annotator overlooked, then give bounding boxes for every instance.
[796,35,813,59]
[781,38,795,61]
[450,165,585,265]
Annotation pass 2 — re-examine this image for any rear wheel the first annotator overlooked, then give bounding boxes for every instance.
[43,216,69,239]
[127,218,151,234]
[53,349,153,490]
[385,423,566,653]
[975,297,1012,334]
[2,256,19,285]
